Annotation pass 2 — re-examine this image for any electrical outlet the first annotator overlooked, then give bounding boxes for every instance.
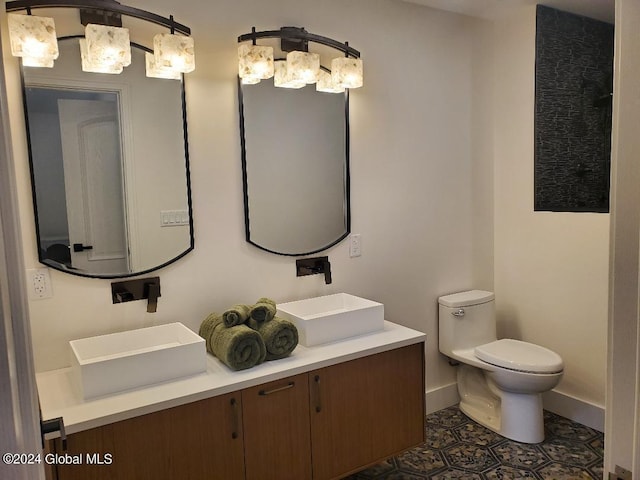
[27,268,52,300]
[349,234,362,257]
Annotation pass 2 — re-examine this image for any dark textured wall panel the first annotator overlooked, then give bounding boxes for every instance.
[534,5,613,212]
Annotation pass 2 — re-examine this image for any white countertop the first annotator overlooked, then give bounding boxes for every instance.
[37,321,425,435]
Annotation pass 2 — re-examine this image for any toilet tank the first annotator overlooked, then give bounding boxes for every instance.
[438,290,497,357]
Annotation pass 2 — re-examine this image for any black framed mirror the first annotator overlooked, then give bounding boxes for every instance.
[238,69,350,256]
[22,37,193,278]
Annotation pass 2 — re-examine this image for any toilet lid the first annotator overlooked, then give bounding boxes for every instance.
[474,339,564,373]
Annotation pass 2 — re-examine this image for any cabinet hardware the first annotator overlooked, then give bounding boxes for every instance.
[258,382,295,396]
[313,375,322,413]
[41,416,67,451]
[230,397,239,439]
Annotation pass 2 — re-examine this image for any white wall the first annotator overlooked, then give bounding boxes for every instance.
[4,0,486,404]
[492,6,609,410]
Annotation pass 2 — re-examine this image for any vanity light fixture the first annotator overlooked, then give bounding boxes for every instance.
[82,23,130,73]
[237,26,362,93]
[331,54,363,89]
[7,13,59,68]
[273,60,304,89]
[152,32,195,74]
[145,52,181,80]
[287,50,320,84]
[316,70,345,94]
[6,0,194,80]
[79,37,123,73]
[240,76,261,85]
[238,42,274,84]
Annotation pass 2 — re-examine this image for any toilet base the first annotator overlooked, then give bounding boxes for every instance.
[457,365,545,444]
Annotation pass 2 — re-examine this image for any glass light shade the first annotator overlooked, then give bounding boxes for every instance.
[273,61,305,89]
[153,33,195,74]
[84,24,131,69]
[7,13,58,65]
[21,56,55,68]
[316,70,345,94]
[287,51,320,84]
[238,44,274,81]
[145,52,181,80]
[241,76,261,85]
[331,57,363,89]
[80,38,123,74]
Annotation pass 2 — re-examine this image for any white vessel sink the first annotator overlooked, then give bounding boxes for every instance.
[277,293,384,346]
[70,322,206,399]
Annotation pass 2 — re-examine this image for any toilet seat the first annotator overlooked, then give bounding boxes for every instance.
[474,339,563,374]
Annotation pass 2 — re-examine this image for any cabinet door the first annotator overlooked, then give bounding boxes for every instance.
[242,373,312,480]
[54,392,245,480]
[310,343,425,480]
[44,440,57,480]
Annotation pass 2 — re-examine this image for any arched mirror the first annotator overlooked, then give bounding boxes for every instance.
[22,37,193,278]
[237,27,360,256]
[239,73,350,256]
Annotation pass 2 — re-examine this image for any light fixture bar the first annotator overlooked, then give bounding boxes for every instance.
[79,6,122,27]
[5,0,191,36]
[238,26,360,59]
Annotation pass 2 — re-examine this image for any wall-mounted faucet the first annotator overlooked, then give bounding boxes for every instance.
[296,256,332,284]
[111,277,161,313]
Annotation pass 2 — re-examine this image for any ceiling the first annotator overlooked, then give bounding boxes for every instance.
[403,0,615,23]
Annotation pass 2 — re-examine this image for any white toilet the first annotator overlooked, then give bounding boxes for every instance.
[438,290,564,444]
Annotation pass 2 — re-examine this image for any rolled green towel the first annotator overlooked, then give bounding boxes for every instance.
[200,313,266,370]
[250,316,298,361]
[222,304,251,327]
[199,312,220,354]
[249,297,277,323]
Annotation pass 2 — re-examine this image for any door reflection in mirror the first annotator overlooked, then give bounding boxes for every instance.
[26,88,129,275]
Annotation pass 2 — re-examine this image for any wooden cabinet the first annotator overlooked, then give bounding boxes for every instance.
[49,343,425,480]
[310,343,425,480]
[52,392,244,480]
[242,374,312,480]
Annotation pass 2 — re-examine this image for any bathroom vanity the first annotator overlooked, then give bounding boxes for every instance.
[38,321,425,480]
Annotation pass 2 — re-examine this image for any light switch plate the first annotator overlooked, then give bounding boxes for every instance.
[160,209,189,227]
[349,234,362,257]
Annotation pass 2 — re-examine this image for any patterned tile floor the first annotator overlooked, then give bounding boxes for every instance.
[346,405,604,480]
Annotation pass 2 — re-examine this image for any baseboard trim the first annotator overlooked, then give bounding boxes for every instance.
[426,383,605,432]
[426,382,460,414]
[542,389,605,432]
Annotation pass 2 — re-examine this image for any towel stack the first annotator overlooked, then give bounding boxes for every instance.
[199,298,299,371]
